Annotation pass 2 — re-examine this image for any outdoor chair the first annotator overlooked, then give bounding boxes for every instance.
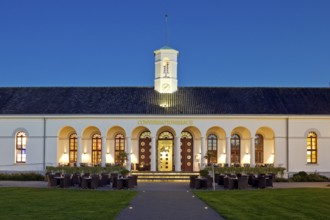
[190,176,197,189]
[223,176,229,189]
[131,175,138,186]
[101,173,110,186]
[60,174,72,188]
[47,174,57,187]
[194,178,202,189]
[71,173,80,186]
[228,178,237,190]
[206,176,213,189]
[112,176,118,188]
[266,174,275,187]
[258,175,266,189]
[218,175,225,185]
[91,174,101,189]
[127,176,135,189]
[116,179,124,190]
[238,175,249,189]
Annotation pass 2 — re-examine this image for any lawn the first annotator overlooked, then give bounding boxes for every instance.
[0,187,137,220]
[195,188,330,220]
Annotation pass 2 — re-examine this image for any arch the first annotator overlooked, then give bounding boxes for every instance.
[58,126,77,139]
[256,126,275,164]
[307,131,318,164]
[82,126,101,139]
[131,126,151,140]
[15,131,27,163]
[156,126,176,138]
[206,126,226,164]
[107,126,126,139]
[12,128,29,137]
[57,126,77,165]
[304,128,321,138]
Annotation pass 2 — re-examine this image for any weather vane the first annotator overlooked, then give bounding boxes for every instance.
[165,14,168,46]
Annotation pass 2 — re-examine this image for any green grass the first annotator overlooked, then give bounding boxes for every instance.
[195,188,330,220]
[0,188,137,220]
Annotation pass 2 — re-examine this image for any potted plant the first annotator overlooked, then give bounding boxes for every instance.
[199,169,209,178]
[120,168,129,178]
[118,151,129,166]
[204,150,216,166]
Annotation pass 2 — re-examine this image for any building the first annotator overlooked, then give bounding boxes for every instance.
[1,46,330,177]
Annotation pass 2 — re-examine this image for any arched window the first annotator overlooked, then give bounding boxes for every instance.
[307,132,317,164]
[207,134,217,163]
[16,131,27,163]
[115,133,125,165]
[69,133,78,163]
[231,134,240,164]
[92,134,102,166]
[255,134,264,164]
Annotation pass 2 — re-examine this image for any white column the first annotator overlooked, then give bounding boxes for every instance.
[151,137,156,171]
[226,137,231,165]
[175,136,181,172]
[101,136,106,167]
[125,137,131,170]
[250,136,255,167]
[77,136,82,167]
[200,137,206,169]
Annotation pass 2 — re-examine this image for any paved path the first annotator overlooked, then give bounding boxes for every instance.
[116,182,223,220]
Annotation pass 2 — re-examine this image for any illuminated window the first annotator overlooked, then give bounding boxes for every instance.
[307,132,317,164]
[115,133,125,165]
[69,133,77,163]
[231,134,240,164]
[16,131,27,163]
[207,134,217,163]
[92,134,102,166]
[255,134,264,164]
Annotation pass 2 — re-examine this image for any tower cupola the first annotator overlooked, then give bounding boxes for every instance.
[154,46,179,93]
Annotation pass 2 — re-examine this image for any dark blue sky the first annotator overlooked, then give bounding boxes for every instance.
[0,0,329,87]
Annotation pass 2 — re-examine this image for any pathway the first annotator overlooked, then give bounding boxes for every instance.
[116,182,223,220]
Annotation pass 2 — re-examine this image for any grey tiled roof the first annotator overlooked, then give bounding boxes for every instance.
[0,87,330,115]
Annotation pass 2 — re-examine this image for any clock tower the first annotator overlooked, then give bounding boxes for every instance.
[154,46,179,93]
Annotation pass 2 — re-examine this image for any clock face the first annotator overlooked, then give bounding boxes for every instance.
[162,83,171,92]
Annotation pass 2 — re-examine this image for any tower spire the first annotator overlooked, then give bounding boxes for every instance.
[165,14,168,46]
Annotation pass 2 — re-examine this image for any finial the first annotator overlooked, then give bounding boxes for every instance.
[165,14,168,46]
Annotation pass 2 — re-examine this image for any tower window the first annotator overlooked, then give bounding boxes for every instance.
[163,62,169,77]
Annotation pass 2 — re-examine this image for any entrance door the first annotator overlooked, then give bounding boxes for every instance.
[138,131,151,171]
[157,131,174,171]
[181,131,193,172]
[158,140,173,171]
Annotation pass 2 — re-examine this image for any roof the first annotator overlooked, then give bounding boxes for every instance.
[0,87,330,115]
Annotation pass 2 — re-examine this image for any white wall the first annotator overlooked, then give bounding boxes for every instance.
[0,115,329,175]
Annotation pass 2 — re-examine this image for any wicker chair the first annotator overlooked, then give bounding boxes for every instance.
[194,178,202,189]
[101,173,110,186]
[47,174,57,187]
[266,174,275,187]
[190,176,197,189]
[238,175,249,189]
[71,173,80,186]
[60,174,72,188]
[228,178,237,190]
[91,174,101,189]
[258,175,266,189]
[218,175,225,185]
[223,176,229,189]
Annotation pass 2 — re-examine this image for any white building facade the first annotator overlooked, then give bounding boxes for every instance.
[0,46,330,177]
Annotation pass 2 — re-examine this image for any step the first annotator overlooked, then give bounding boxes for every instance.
[131,171,199,182]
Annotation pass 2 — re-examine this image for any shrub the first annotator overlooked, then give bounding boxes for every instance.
[0,173,44,181]
[291,171,329,182]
